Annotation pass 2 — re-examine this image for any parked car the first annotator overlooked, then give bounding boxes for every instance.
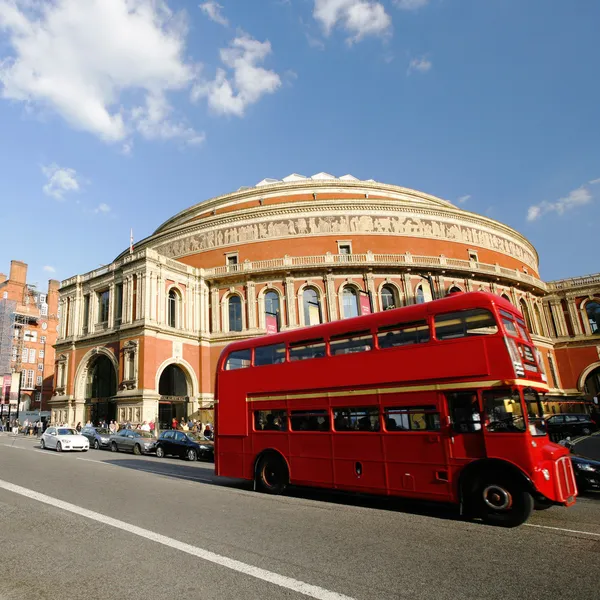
[109,429,156,455]
[80,426,112,450]
[570,453,600,492]
[546,414,598,437]
[40,427,89,452]
[155,430,214,461]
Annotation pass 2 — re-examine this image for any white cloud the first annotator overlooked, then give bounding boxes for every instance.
[457,194,471,204]
[408,56,432,74]
[192,34,281,117]
[0,0,201,145]
[41,164,81,200]
[199,1,228,27]
[589,178,600,185]
[394,0,429,10]
[313,0,391,44]
[42,265,56,273]
[527,183,595,222]
[93,203,111,215]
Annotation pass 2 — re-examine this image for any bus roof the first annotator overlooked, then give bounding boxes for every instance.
[220,291,521,357]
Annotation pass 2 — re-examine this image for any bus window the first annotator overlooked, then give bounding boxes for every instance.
[330,331,373,356]
[446,392,482,433]
[254,410,287,432]
[523,388,546,436]
[482,389,526,433]
[333,407,379,432]
[377,320,430,348]
[254,343,286,366]
[225,349,251,370]
[384,406,440,431]
[499,309,518,336]
[515,319,531,342]
[290,410,330,432]
[434,309,498,340]
[289,339,326,361]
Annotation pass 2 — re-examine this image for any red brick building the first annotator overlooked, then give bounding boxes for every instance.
[0,260,60,415]
[53,173,578,427]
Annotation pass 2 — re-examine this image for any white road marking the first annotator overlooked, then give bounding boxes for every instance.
[0,479,354,600]
[525,523,600,537]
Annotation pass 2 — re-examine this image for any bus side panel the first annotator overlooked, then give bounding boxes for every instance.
[288,434,334,486]
[217,380,249,437]
[216,436,245,478]
[383,432,452,500]
[332,434,386,492]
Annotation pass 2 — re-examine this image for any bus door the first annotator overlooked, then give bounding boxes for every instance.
[445,391,486,463]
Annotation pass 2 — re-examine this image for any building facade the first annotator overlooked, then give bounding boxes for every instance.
[50,173,594,427]
[0,260,60,418]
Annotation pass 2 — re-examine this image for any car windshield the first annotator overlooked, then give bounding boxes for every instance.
[523,388,546,436]
[96,428,110,434]
[57,428,77,435]
[137,431,155,438]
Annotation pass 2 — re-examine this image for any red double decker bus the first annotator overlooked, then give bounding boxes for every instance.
[215,291,576,526]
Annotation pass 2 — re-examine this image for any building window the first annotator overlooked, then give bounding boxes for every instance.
[342,287,360,319]
[381,285,397,311]
[41,336,46,345]
[40,304,48,317]
[264,290,280,331]
[115,283,123,324]
[468,250,479,262]
[29,348,35,363]
[228,295,243,332]
[415,285,425,304]
[38,363,43,371]
[585,301,600,334]
[533,304,543,336]
[21,348,28,363]
[501,293,512,305]
[39,294,46,304]
[303,287,322,326]
[35,391,41,403]
[448,285,462,295]
[520,299,533,333]
[168,288,181,328]
[24,369,34,388]
[337,241,352,261]
[39,349,44,358]
[226,253,239,271]
[36,375,42,386]
[98,290,109,323]
[12,346,17,361]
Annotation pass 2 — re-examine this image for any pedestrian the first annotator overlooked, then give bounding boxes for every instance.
[140,421,150,432]
[149,420,155,433]
[171,417,178,430]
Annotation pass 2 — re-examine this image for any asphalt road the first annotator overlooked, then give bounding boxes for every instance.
[0,433,599,600]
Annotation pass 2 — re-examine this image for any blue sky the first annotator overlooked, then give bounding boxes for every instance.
[0,0,598,289]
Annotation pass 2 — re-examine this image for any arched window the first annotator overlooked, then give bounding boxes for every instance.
[228,296,243,332]
[381,285,397,311]
[167,288,180,328]
[586,301,600,334]
[534,304,544,336]
[265,290,280,331]
[501,293,512,305]
[447,286,462,295]
[520,299,533,333]
[303,287,322,326]
[415,285,425,304]
[342,287,360,319]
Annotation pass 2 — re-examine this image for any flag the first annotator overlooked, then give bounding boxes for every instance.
[129,229,134,255]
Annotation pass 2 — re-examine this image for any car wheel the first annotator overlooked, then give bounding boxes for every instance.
[474,478,534,527]
[255,453,289,495]
[40,439,45,450]
[133,444,142,456]
[94,440,100,450]
[56,441,62,453]
[110,442,118,453]
[156,445,165,459]
[187,448,197,462]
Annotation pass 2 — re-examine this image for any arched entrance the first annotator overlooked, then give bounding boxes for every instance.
[584,366,600,400]
[158,364,190,429]
[85,354,117,425]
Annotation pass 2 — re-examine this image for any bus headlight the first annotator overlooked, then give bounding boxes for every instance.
[542,468,550,481]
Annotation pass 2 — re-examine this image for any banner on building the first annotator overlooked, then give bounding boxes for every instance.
[359,292,373,315]
[265,314,278,335]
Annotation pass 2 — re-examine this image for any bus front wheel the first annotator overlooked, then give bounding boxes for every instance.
[475,478,534,527]
[256,454,288,495]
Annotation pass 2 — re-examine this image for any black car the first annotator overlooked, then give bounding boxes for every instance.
[546,414,597,437]
[570,454,600,492]
[80,426,112,450]
[155,430,214,461]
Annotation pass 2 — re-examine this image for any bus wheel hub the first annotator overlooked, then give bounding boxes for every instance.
[483,485,513,510]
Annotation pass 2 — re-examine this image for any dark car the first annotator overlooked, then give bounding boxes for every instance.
[81,426,112,450]
[155,430,214,462]
[109,429,157,455]
[570,454,600,492]
[546,414,598,437]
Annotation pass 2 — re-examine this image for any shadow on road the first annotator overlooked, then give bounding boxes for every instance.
[103,457,467,523]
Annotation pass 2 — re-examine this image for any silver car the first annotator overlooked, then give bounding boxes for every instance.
[109,429,156,455]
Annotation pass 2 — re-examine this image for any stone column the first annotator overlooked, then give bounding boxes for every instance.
[136,273,143,322]
[246,281,257,330]
[325,273,337,321]
[550,301,569,337]
[364,272,377,311]
[567,296,584,336]
[108,283,116,329]
[143,271,151,321]
[401,274,412,304]
[284,277,296,327]
[581,303,593,336]
[211,287,220,332]
[157,273,165,325]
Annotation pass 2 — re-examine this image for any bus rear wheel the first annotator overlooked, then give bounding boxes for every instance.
[476,479,534,527]
[256,454,288,495]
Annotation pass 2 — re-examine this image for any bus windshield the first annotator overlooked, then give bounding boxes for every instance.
[523,388,547,436]
[482,389,526,433]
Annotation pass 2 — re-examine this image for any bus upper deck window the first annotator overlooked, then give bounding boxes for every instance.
[254,343,286,366]
[499,309,518,336]
[224,349,251,370]
[330,331,373,356]
[289,339,326,361]
[377,320,430,348]
[435,309,498,340]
